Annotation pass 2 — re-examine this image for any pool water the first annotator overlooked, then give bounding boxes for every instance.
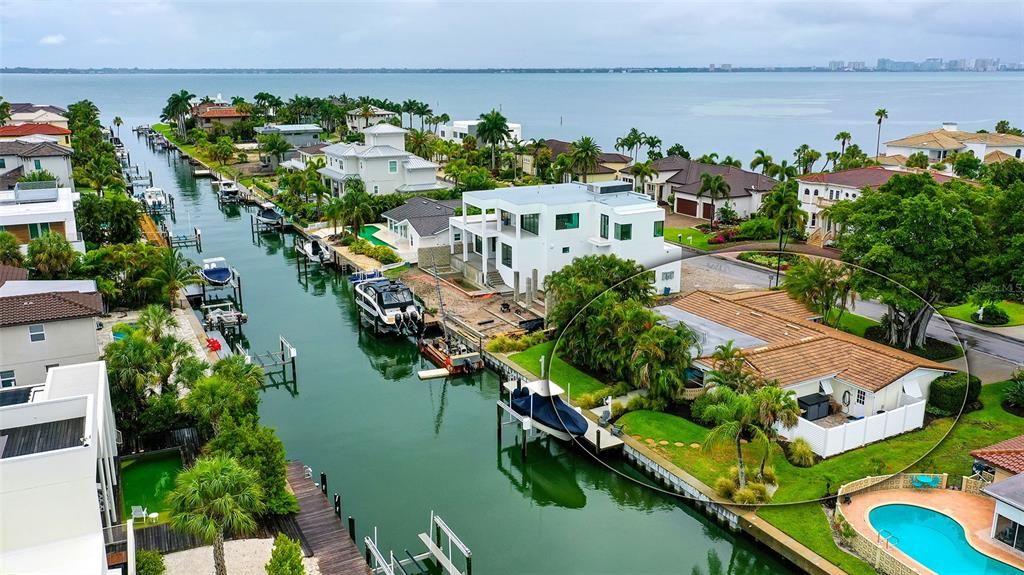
[869,504,1023,575]
[358,224,392,247]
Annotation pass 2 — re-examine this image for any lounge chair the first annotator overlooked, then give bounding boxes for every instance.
[131,506,147,522]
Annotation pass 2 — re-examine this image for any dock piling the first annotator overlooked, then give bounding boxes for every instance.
[348,516,356,542]
[320,472,327,495]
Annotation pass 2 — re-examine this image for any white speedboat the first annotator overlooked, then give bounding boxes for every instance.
[295,236,330,264]
[142,187,169,211]
[504,380,589,441]
[200,257,232,286]
[353,278,423,336]
[217,180,240,203]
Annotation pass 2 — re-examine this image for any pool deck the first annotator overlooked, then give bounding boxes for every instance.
[842,488,1024,572]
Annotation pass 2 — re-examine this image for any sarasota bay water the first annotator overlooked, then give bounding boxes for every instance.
[1,71,1019,573]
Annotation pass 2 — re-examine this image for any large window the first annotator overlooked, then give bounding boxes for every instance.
[500,210,514,227]
[654,221,664,237]
[0,159,5,169]
[614,223,632,241]
[501,243,512,267]
[0,370,15,388]
[600,214,609,239]
[474,235,483,254]
[520,213,539,235]
[555,213,579,230]
[29,324,46,343]
[388,160,398,173]
[28,222,50,239]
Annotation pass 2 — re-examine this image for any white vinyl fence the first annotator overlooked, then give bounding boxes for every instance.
[778,395,926,458]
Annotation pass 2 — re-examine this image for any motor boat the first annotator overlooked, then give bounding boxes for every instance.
[295,236,330,264]
[253,202,283,228]
[419,336,484,375]
[509,380,589,441]
[353,278,423,336]
[141,187,169,211]
[200,257,232,286]
[217,180,240,203]
[348,269,383,283]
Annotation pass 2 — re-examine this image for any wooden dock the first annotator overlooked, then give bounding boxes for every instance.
[286,461,371,575]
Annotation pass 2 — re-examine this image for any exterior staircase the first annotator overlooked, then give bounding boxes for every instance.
[484,270,504,288]
[807,228,835,248]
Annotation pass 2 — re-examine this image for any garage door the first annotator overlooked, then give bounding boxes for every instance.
[702,203,715,220]
[676,198,697,216]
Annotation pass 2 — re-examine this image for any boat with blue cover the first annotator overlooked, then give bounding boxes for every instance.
[509,380,588,440]
[200,257,232,286]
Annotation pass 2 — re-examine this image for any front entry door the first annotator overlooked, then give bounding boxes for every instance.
[488,237,497,258]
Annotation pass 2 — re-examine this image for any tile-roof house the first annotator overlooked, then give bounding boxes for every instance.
[523,139,632,182]
[380,198,460,262]
[972,435,1024,482]
[884,122,1024,166]
[0,289,104,386]
[0,124,73,147]
[668,163,777,220]
[657,290,955,458]
[196,106,251,131]
[7,103,69,130]
[0,140,75,188]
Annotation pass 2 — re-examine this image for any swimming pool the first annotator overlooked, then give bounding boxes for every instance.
[357,224,393,247]
[869,504,1023,575]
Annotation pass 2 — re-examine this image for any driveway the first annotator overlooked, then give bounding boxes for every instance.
[663,208,704,229]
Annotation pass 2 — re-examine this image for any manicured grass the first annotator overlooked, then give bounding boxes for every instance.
[120,451,183,524]
[508,341,610,400]
[758,504,877,575]
[665,227,713,250]
[940,300,1024,327]
[826,310,879,337]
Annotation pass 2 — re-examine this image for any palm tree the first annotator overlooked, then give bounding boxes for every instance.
[341,190,374,237]
[834,131,852,155]
[0,231,24,267]
[720,156,742,168]
[324,196,345,236]
[401,99,416,128]
[823,151,840,171]
[696,152,719,165]
[759,181,808,285]
[704,342,759,394]
[258,133,292,169]
[766,159,797,181]
[800,149,821,174]
[783,258,855,328]
[151,247,201,309]
[167,456,265,575]
[113,116,123,138]
[628,160,657,198]
[644,135,662,159]
[357,103,375,129]
[136,304,179,343]
[749,149,773,174]
[569,136,601,183]
[752,385,799,478]
[27,232,77,279]
[475,109,511,173]
[0,97,10,126]
[163,89,196,138]
[874,108,888,157]
[701,388,765,489]
[697,173,730,229]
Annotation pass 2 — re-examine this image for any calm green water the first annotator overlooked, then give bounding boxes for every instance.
[123,134,795,574]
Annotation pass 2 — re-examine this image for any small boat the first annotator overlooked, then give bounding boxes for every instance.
[253,202,283,227]
[200,257,232,286]
[295,236,330,264]
[509,380,588,441]
[348,269,383,283]
[419,336,484,375]
[217,180,240,203]
[142,187,169,211]
[353,278,423,336]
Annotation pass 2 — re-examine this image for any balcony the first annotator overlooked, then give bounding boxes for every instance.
[815,196,837,208]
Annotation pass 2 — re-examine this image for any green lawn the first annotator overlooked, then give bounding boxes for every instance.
[826,310,879,337]
[508,341,610,400]
[121,451,183,525]
[940,300,1024,327]
[665,227,713,250]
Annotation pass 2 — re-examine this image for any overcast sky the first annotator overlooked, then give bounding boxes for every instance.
[2,1,1022,69]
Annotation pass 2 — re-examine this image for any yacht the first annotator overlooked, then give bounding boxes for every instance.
[253,202,283,228]
[353,278,423,336]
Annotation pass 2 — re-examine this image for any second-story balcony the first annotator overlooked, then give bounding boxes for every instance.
[815,196,837,209]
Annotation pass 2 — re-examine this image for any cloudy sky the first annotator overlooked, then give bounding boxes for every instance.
[2,0,1021,69]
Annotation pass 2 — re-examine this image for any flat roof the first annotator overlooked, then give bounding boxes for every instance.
[655,305,767,352]
[462,182,657,209]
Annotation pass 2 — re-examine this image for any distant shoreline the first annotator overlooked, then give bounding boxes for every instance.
[3,67,1020,75]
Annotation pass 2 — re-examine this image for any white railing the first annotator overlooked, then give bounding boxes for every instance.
[778,395,926,458]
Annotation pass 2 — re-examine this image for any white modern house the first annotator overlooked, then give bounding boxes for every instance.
[346,105,399,131]
[318,124,451,196]
[0,181,84,252]
[657,290,955,458]
[380,197,460,263]
[796,166,959,246]
[0,281,103,387]
[437,119,523,144]
[0,139,75,188]
[884,122,1024,166]
[0,361,126,575]
[449,180,681,295]
[254,123,323,148]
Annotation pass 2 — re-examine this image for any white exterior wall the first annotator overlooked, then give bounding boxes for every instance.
[359,157,406,195]
[673,191,762,220]
[0,154,73,187]
[798,181,864,232]
[365,132,405,149]
[0,187,83,252]
[992,500,1024,538]
[404,167,440,188]
[0,317,101,386]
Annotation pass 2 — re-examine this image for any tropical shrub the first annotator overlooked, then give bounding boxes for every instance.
[732,487,759,504]
[0,231,24,267]
[707,228,737,244]
[736,217,775,240]
[714,476,736,499]
[757,465,777,485]
[691,390,719,425]
[266,533,306,575]
[1004,372,1024,408]
[737,251,803,270]
[575,392,603,410]
[348,238,401,264]
[927,372,982,416]
[626,395,649,412]
[610,401,626,419]
[135,550,166,575]
[973,304,1010,325]
[747,481,770,502]
[786,437,816,467]
[484,331,546,353]
[206,415,299,515]
[716,202,740,225]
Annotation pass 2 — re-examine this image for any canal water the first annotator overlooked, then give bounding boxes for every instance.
[127,133,796,574]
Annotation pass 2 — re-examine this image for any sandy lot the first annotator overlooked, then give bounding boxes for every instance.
[164,537,321,575]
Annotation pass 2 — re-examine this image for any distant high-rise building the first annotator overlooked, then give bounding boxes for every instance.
[829,60,845,71]
[709,64,716,71]
[720,64,732,71]
[921,58,943,71]
[877,58,918,71]
[975,58,999,71]
[849,61,866,70]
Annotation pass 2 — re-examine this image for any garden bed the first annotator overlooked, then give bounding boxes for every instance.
[863,325,964,362]
[940,300,1024,327]
[736,251,804,270]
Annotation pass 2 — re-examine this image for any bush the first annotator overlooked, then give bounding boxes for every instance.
[484,331,546,353]
[1004,374,1024,408]
[757,465,777,485]
[691,390,719,425]
[736,217,776,240]
[732,487,759,504]
[973,304,1010,325]
[717,203,740,225]
[707,228,738,245]
[136,550,166,575]
[787,437,816,467]
[715,476,737,499]
[266,533,305,575]
[737,251,803,270]
[747,481,771,502]
[576,392,603,410]
[927,372,982,415]
[348,238,401,264]
[627,395,649,411]
[610,400,626,419]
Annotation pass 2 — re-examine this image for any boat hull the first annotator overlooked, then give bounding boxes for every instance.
[418,339,484,375]
[510,390,588,438]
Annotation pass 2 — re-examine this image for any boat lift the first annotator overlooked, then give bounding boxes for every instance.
[161,223,202,252]
[235,335,298,390]
[364,512,472,575]
[201,301,248,334]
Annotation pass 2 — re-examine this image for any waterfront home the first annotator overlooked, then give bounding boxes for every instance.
[195,106,251,132]
[883,122,1024,166]
[0,123,73,147]
[346,105,399,131]
[656,290,955,458]
[973,435,1024,483]
[522,139,631,182]
[280,142,328,171]
[6,102,70,130]
[797,166,958,246]
[982,472,1024,554]
[318,124,451,196]
[438,119,523,144]
[0,280,103,387]
[0,181,84,252]
[0,361,125,575]
[380,197,460,263]
[449,180,681,294]
[0,139,74,188]
[254,123,323,148]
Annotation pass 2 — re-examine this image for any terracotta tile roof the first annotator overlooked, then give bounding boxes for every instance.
[984,150,1016,164]
[197,107,250,119]
[675,290,953,391]
[798,166,958,189]
[971,435,1024,474]
[873,154,907,166]
[886,128,1024,149]
[0,265,28,287]
[0,124,72,137]
[722,290,820,320]
[0,291,104,327]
